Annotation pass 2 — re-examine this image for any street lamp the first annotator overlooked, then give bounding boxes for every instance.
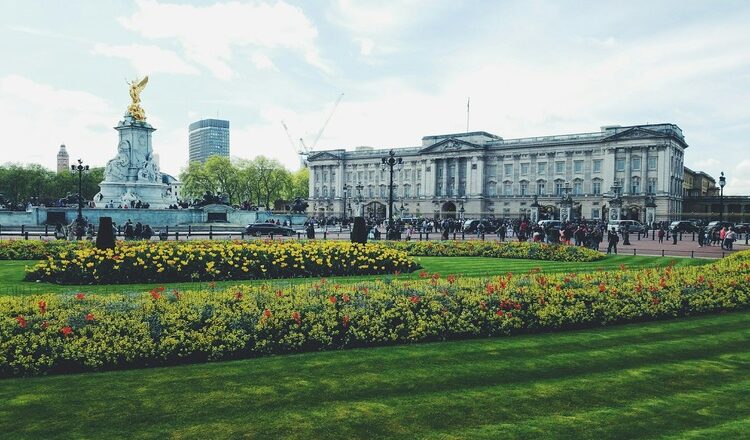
[719,171,726,222]
[71,159,89,224]
[381,150,403,239]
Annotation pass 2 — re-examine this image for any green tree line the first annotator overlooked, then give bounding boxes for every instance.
[0,164,104,207]
[179,156,308,208]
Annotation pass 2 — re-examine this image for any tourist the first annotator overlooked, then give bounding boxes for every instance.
[725,228,736,250]
[607,227,619,254]
[672,228,678,245]
[658,228,665,243]
[719,227,727,250]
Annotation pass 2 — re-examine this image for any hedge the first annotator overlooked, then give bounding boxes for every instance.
[385,240,603,262]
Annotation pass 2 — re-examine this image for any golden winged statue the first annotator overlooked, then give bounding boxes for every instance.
[127,76,149,121]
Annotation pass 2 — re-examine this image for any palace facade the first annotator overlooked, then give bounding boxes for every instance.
[306,124,687,223]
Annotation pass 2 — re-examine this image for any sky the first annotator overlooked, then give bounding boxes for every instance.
[1,0,749,193]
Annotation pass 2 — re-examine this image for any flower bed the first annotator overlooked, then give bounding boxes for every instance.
[0,240,85,260]
[386,240,603,262]
[3,251,749,376]
[24,241,419,285]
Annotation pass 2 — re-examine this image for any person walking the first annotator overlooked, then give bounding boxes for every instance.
[719,227,727,250]
[725,228,736,251]
[658,228,665,244]
[672,228,678,245]
[607,227,619,254]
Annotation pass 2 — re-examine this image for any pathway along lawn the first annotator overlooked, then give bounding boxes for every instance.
[1,311,748,439]
[0,254,711,296]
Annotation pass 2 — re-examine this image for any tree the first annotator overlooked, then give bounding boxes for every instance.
[287,168,309,199]
[203,156,239,203]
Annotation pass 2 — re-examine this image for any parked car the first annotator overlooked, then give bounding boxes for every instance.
[668,221,698,233]
[734,223,750,234]
[704,221,734,232]
[537,220,562,230]
[607,220,645,234]
[244,223,296,236]
[462,219,497,233]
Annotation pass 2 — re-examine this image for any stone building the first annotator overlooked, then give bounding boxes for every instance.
[56,144,69,174]
[188,119,230,164]
[306,123,687,223]
[683,167,718,197]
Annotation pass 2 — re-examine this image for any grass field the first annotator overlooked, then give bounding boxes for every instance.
[0,254,711,296]
[0,310,747,439]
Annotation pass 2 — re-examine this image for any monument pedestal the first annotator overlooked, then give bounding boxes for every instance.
[95,114,177,209]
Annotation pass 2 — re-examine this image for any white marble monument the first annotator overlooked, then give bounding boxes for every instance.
[95,76,177,209]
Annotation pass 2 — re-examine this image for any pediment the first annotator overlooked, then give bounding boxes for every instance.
[307,151,341,162]
[604,127,663,141]
[420,138,484,154]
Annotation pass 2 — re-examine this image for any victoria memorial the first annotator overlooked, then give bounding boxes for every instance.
[306,123,687,224]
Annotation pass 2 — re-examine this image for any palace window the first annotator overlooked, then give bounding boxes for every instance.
[504,164,513,176]
[555,180,564,196]
[536,181,545,195]
[555,161,565,174]
[647,178,657,194]
[330,188,335,198]
[592,180,602,195]
[379,186,386,198]
[573,180,582,196]
[574,160,583,174]
[504,182,512,196]
[616,158,625,172]
[322,187,328,197]
[488,182,497,197]
[487,164,497,178]
[593,159,602,173]
[404,185,411,198]
[648,156,657,170]
[521,181,529,196]
[632,156,641,171]
[537,162,547,174]
[631,177,641,194]
[416,184,421,197]
[368,186,374,198]
[521,163,529,175]
[591,208,600,219]
[368,171,374,181]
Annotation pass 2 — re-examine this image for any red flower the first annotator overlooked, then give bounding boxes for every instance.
[651,297,660,305]
[60,326,73,337]
[328,295,337,304]
[41,321,48,329]
[447,275,456,285]
[75,293,85,300]
[150,290,161,300]
[263,309,272,318]
[342,315,350,327]
[234,291,243,300]
[697,275,705,284]
[275,290,284,297]
[208,282,216,289]
[85,313,95,322]
[342,294,350,302]
[393,270,401,276]
[15,315,27,328]
[432,273,441,280]
[410,295,420,304]
[419,271,429,278]
[291,311,301,325]
[38,300,47,315]
[598,283,606,293]
[620,264,626,271]
[496,310,504,317]
[507,312,513,318]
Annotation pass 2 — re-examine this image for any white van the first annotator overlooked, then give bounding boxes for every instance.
[607,220,645,233]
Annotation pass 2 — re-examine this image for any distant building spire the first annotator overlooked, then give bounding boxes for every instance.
[56,144,70,173]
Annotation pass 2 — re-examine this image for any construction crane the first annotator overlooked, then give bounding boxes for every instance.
[280,93,344,168]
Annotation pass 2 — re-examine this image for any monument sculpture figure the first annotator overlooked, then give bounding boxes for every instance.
[94,75,178,208]
[127,76,149,121]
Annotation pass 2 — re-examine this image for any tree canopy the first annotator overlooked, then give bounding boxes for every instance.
[0,164,104,207]
[179,157,308,208]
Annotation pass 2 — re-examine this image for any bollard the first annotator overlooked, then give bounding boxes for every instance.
[633,249,636,256]
[271,233,274,240]
[21,225,25,234]
[419,232,423,241]
[692,232,695,241]
[679,232,683,241]
[661,249,665,257]
[24,231,29,240]
[241,232,245,240]
[691,250,694,258]
[426,232,429,240]
[323,231,327,240]
[652,229,655,240]
[209,225,213,240]
[118,226,121,235]
[175,231,180,241]
[453,232,457,240]
[188,225,192,236]
[462,231,465,240]
[45,225,49,236]
[0,225,2,234]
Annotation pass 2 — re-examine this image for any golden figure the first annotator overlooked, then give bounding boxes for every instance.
[127,76,149,121]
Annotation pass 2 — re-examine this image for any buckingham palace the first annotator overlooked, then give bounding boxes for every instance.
[306,123,687,224]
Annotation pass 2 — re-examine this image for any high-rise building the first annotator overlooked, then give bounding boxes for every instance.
[56,144,70,173]
[188,119,230,164]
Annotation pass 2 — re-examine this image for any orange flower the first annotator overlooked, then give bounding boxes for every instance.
[38,300,47,314]
[60,326,73,337]
[15,315,27,328]
[263,309,272,318]
[85,313,95,322]
[75,293,85,300]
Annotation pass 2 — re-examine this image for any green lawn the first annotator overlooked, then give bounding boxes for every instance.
[0,254,711,296]
[0,310,747,439]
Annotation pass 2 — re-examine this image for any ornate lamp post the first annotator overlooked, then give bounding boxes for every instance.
[381,150,403,239]
[71,159,89,224]
[719,171,726,222]
[355,183,364,216]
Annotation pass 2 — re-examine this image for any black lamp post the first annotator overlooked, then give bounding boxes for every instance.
[71,159,89,224]
[381,150,403,239]
[719,171,726,222]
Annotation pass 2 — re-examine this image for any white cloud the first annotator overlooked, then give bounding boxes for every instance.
[118,0,328,79]
[92,43,199,76]
[250,52,277,71]
[0,75,120,169]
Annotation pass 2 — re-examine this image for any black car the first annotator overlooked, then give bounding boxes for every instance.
[668,221,698,233]
[245,223,296,236]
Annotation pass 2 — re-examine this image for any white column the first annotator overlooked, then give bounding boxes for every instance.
[442,159,449,197]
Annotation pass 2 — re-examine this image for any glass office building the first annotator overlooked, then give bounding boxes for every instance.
[188,119,230,163]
